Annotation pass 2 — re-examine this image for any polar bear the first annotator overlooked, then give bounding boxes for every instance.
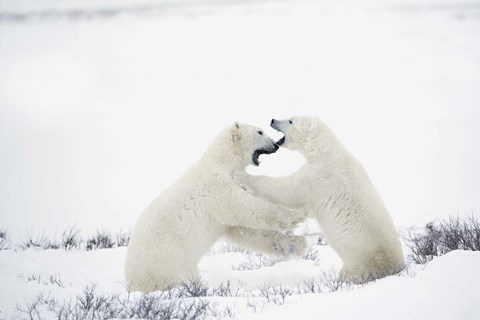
[237,116,405,283]
[124,122,306,293]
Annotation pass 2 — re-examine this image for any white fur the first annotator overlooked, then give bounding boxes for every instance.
[124,122,306,293]
[238,116,405,283]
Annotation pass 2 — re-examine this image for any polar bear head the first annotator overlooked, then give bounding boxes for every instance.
[270,117,322,151]
[233,122,279,167]
[208,122,279,168]
[270,116,331,153]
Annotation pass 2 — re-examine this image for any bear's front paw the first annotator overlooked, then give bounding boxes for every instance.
[275,235,307,258]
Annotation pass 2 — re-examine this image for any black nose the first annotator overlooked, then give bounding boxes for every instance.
[271,119,275,124]
[274,144,279,150]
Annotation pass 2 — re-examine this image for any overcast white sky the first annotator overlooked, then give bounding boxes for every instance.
[1,0,479,239]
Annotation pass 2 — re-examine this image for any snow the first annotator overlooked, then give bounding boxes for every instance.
[1,241,479,319]
[241,250,480,320]
[0,247,127,315]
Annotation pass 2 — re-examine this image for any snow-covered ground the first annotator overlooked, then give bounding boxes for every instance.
[1,237,480,319]
[240,250,480,320]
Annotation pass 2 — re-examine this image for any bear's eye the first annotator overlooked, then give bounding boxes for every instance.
[289,120,293,124]
[257,131,263,135]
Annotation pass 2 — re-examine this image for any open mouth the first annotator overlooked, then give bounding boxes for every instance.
[270,121,285,146]
[276,134,285,146]
[252,146,278,166]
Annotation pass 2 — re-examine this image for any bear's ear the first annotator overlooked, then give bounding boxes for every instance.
[231,122,242,145]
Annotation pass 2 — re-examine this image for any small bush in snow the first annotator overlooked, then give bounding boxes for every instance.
[295,270,353,294]
[16,276,362,320]
[0,229,11,250]
[16,295,43,320]
[320,269,353,292]
[24,273,65,288]
[17,283,216,320]
[246,298,265,313]
[26,273,42,284]
[21,230,58,250]
[86,230,115,250]
[15,227,130,251]
[297,278,323,294]
[232,253,281,271]
[302,247,322,264]
[176,279,210,298]
[46,273,65,288]
[171,279,245,299]
[61,225,82,250]
[259,285,293,305]
[211,281,244,297]
[405,215,480,264]
[21,227,82,250]
[115,230,130,247]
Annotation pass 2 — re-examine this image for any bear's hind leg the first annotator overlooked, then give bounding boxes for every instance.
[128,252,201,293]
[224,226,306,257]
[340,264,379,284]
[155,251,203,288]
